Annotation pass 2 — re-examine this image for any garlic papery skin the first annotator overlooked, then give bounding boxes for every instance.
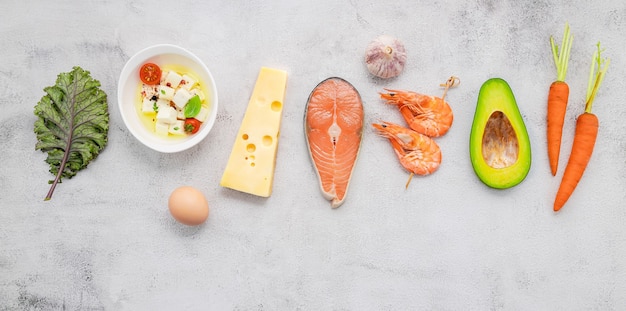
[365,35,407,79]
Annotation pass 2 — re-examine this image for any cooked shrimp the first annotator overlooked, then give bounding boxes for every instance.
[372,121,442,188]
[380,76,459,137]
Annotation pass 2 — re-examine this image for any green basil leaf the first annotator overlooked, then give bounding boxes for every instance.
[184,95,201,118]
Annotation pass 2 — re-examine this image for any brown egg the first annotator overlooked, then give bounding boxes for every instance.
[168,186,209,226]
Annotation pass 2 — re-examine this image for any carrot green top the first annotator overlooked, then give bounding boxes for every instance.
[550,23,573,82]
[585,42,610,113]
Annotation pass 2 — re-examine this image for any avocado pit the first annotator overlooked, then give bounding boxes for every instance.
[482,111,519,169]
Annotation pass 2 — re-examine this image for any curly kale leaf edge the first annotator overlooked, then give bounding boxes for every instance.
[34,66,109,201]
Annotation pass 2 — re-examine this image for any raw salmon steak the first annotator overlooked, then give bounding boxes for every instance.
[305,77,364,208]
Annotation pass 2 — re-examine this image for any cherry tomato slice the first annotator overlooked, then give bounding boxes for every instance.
[139,63,162,85]
[184,118,202,134]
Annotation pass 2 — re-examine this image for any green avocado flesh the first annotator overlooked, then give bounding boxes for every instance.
[470,78,531,189]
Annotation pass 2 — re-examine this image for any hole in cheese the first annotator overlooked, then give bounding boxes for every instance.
[247,143,256,152]
[262,135,273,146]
[250,162,255,167]
[271,101,282,112]
[242,134,249,140]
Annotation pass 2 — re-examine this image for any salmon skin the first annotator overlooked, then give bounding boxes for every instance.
[304,77,364,208]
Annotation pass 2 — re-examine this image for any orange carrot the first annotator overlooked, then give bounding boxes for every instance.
[554,42,609,212]
[547,23,573,176]
[554,113,598,211]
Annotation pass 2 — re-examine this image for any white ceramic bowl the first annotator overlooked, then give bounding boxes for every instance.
[118,44,218,153]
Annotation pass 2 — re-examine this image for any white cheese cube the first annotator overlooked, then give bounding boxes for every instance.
[163,71,183,88]
[142,84,159,99]
[168,120,186,135]
[195,106,210,122]
[180,74,197,90]
[156,106,177,124]
[159,70,169,84]
[155,121,169,136]
[189,88,205,102]
[158,85,175,100]
[172,88,192,109]
[156,98,170,112]
[141,98,157,114]
[176,107,185,120]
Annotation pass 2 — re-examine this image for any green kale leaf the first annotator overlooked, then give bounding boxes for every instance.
[34,66,109,201]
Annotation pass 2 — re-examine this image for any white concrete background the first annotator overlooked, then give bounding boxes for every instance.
[1,0,625,310]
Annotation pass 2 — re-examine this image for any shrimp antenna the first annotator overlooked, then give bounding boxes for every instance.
[405,173,414,189]
[440,76,460,100]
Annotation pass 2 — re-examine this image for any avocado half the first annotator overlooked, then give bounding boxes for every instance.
[470,78,531,189]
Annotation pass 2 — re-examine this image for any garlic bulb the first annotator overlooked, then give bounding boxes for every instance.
[365,35,407,79]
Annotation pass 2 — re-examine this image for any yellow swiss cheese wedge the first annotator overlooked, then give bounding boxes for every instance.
[220,67,288,197]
